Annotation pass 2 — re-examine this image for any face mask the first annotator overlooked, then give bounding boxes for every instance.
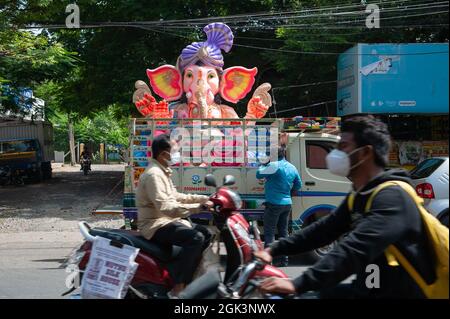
[161,151,180,166]
[326,146,367,177]
[170,151,181,165]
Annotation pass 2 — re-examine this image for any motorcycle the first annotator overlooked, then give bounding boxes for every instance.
[0,166,25,186]
[62,174,289,299]
[80,158,91,176]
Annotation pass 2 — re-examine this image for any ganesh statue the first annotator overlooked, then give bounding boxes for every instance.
[132,22,272,123]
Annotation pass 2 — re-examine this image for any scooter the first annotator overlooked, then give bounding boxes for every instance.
[62,174,289,299]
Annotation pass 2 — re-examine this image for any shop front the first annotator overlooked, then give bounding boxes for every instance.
[384,115,448,170]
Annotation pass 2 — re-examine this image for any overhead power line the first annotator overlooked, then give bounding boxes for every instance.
[269,100,337,116]
[232,43,449,56]
[142,25,450,56]
[125,0,442,25]
[155,2,449,27]
[155,9,449,29]
[21,0,448,31]
[272,81,338,90]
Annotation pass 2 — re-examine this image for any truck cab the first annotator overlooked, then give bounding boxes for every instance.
[0,120,54,182]
[0,138,51,181]
[286,131,351,230]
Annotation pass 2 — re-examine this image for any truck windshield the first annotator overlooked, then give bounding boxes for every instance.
[0,140,37,154]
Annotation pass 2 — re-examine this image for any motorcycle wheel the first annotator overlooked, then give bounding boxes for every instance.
[83,165,89,176]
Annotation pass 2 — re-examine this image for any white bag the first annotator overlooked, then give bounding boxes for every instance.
[81,236,140,299]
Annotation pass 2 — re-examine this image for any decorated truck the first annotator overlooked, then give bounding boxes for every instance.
[122,116,351,257]
[116,22,351,258]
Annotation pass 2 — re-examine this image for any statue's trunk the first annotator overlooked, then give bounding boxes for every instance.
[196,81,209,119]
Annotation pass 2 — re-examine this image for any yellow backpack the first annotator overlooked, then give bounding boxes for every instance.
[348,180,449,299]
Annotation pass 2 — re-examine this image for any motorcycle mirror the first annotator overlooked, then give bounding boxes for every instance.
[223,175,236,186]
[204,174,217,188]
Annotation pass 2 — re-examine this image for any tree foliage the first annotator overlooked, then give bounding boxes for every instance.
[1,0,448,133]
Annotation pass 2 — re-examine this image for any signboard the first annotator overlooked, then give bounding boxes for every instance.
[337,43,449,116]
[81,237,139,299]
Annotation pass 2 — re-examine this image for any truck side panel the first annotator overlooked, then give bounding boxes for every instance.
[0,121,54,162]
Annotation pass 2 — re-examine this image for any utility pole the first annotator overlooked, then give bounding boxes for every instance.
[68,115,76,166]
[100,143,105,164]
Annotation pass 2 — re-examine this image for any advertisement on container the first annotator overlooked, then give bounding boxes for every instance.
[337,46,359,116]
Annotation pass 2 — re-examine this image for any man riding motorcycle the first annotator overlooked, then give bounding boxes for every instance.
[135,134,214,297]
[255,116,438,299]
[80,150,92,171]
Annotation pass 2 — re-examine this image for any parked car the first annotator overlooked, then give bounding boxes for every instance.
[410,157,449,227]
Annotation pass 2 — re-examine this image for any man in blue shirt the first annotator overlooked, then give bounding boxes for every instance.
[256,146,302,266]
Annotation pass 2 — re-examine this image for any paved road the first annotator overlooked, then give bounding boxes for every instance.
[0,230,315,299]
[0,164,125,299]
[0,232,82,299]
[0,164,317,299]
[0,164,125,233]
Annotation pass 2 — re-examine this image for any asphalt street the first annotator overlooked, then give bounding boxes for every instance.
[0,231,314,299]
[0,164,315,299]
[0,232,82,299]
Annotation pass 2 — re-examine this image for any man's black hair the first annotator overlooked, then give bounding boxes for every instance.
[152,134,171,159]
[341,115,391,167]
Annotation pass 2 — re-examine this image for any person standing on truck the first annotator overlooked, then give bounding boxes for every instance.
[135,134,214,297]
[254,116,437,298]
[256,145,302,267]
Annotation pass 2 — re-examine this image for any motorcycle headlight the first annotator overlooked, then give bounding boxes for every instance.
[227,190,242,210]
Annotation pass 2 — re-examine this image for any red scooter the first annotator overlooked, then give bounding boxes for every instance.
[63,174,288,299]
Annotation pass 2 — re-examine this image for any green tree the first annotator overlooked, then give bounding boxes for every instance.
[0,28,78,116]
[2,0,448,121]
[2,0,279,117]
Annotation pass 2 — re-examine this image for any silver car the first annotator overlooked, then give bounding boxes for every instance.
[410,157,449,227]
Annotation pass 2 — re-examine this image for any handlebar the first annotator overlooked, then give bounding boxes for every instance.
[79,222,96,242]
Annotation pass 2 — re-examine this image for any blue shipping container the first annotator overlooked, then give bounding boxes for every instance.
[337,43,449,116]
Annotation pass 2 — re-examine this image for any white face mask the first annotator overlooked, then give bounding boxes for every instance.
[161,150,180,166]
[326,147,367,177]
[170,151,181,165]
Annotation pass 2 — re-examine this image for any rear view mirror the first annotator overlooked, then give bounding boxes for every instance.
[204,174,217,188]
[223,175,236,186]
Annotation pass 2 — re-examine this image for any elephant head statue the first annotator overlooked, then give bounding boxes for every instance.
[133,23,272,122]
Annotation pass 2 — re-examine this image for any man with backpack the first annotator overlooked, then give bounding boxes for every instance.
[255,115,448,299]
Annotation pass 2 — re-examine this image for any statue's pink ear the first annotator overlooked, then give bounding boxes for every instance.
[146,65,182,101]
[220,67,258,103]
